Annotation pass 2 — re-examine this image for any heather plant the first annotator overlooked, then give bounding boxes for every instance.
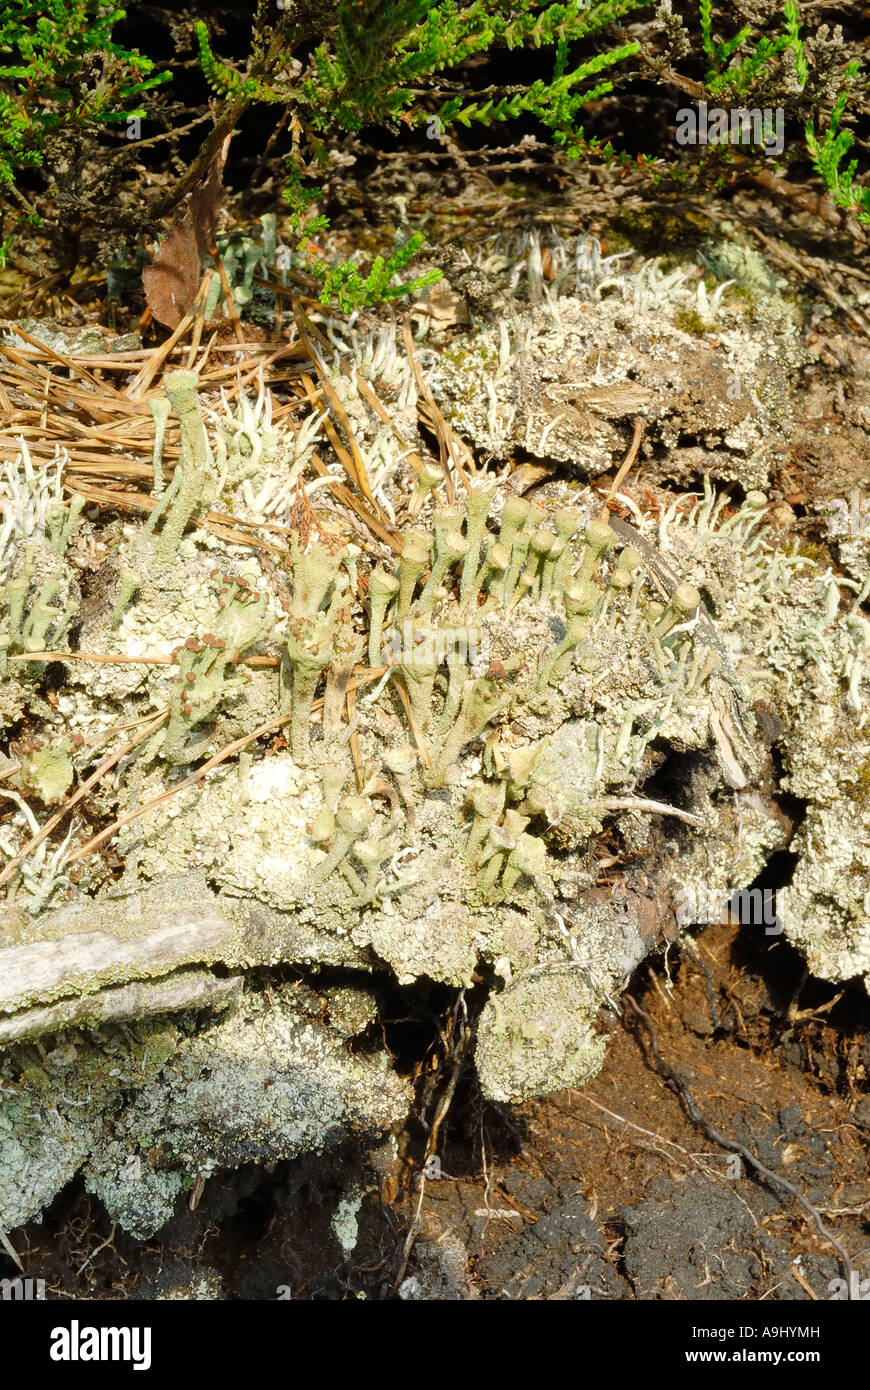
[191,0,870,285]
[805,65,870,224]
[1,1,868,293]
[0,0,169,266]
[691,0,870,223]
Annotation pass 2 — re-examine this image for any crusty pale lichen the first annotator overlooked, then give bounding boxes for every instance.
[2,234,869,1236]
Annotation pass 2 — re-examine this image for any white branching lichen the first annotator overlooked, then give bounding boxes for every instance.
[1,243,869,1235]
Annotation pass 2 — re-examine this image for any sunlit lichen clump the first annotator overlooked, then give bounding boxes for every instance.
[110,471,717,936]
[2,283,870,1235]
[0,365,727,1051]
[3,358,870,1019]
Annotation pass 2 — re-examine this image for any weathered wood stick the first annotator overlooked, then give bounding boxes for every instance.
[0,873,370,1040]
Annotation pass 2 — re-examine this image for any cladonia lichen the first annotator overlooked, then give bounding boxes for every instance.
[2,238,868,1234]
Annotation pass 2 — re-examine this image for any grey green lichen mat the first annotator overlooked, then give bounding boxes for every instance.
[1,364,868,1235]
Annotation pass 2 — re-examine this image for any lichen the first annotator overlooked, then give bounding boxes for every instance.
[0,985,407,1239]
[3,233,870,1233]
[429,233,803,491]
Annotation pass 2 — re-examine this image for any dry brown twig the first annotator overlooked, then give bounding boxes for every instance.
[598,416,645,524]
[403,315,471,500]
[394,992,473,1290]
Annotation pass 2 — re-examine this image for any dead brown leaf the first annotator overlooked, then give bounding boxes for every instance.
[142,214,201,329]
[189,137,229,260]
[142,141,228,329]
